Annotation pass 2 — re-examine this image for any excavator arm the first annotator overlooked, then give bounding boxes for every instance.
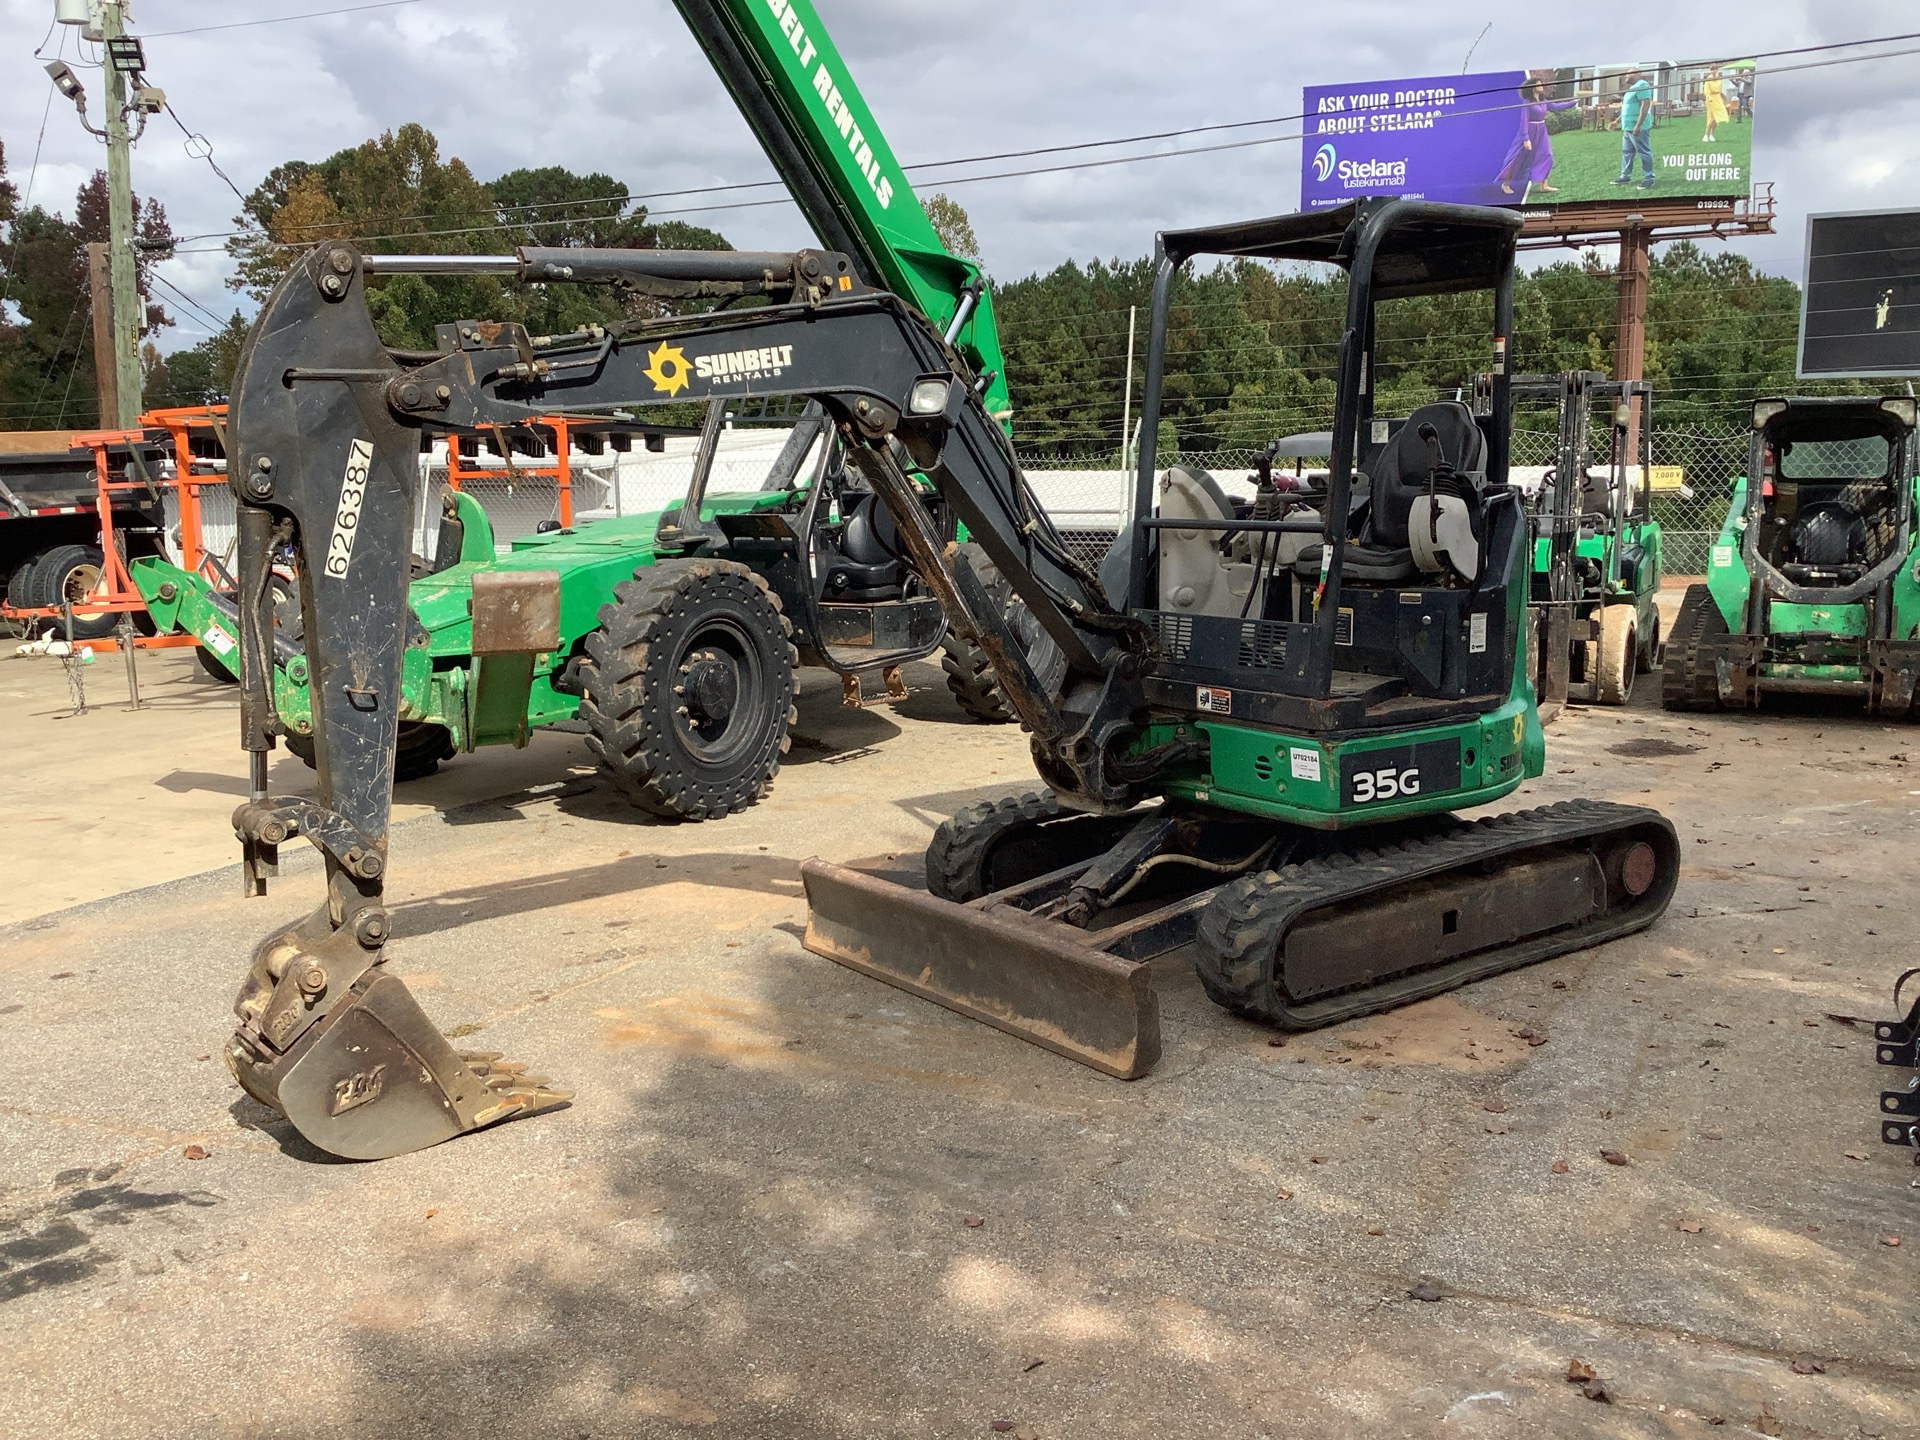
[223,241,1131,1157]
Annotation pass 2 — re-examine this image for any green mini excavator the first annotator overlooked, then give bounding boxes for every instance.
[218,194,1678,1158]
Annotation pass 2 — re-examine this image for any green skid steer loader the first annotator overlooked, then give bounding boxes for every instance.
[1662,395,1920,714]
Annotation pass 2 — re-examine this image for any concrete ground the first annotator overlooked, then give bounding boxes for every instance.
[1,635,1916,1439]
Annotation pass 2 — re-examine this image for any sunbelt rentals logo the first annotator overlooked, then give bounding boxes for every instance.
[1313,143,1337,183]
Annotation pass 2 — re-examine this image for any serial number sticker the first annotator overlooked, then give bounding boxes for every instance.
[1196,685,1232,714]
[203,621,236,656]
[1469,611,1488,654]
[1342,738,1463,807]
[1289,747,1322,782]
[1711,545,1733,568]
[324,438,375,580]
[1371,419,1390,445]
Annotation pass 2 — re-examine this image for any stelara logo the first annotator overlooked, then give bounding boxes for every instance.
[1334,154,1407,190]
[1312,143,1336,182]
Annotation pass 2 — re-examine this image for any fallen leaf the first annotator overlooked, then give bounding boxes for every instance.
[1482,1098,1509,1113]
[194,1054,210,1062]
[990,1424,1015,1435]
[1364,1226,1384,1236]
[1408,1280,1443,1302]
[1883,1235,1902,1248]
[1845,1151,1869,1162]
[1551,979,1568,990]
[1485,1123,1509,1135]
[1583,1379,1613,1404]
[425,1208,439,1219]
[1790,1359,1826,1375]
[1274,1188,1294,1201]
[1266,1037,1286,1047]
[1021,1357,1045,1373]
[1773,947,1787,954]
[1600,1149,1629,1166]
[1550,1159,1570,1175]
[1677,1220,1702,1233]
[181,1144,209,1161]
[1309,1156,1328,1165]
[1702,1129,1725,1140]
[1706,1415,1725,1426]
[1802,1019,1820,1027]
[1755,1407,1784,1436]
[964,1215,985,1228]
[1566,1360,1597,1383]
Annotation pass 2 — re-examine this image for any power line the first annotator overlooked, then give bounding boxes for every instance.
[142,0,426,39]
[162,101,251,209]
[147,270,231,331]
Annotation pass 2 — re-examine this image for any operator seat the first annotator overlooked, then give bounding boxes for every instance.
[1293,401,1487,585]
[822,490,908,600]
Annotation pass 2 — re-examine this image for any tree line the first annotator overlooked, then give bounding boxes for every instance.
[0,118,1823,448]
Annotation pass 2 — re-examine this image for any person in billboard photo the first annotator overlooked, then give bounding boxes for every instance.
[1701,63,1729,141]
[1613,67,1656,190]
[1498,76,1579,198]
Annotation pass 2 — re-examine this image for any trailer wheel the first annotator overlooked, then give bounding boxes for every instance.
[1594,603,1637,705]
[6,556,43,617]
[1660,584,1726,712]
[195,645,239,683]
[282,721,454,782]
[28,544,116,640]
[579,559,797,821]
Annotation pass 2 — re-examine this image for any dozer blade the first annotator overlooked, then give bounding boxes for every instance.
[228,917,570,1161]
[800,859,1161,1079]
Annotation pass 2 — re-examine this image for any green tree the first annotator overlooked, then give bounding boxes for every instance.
[922,193,979,262]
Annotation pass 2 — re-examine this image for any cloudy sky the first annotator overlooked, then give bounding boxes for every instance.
[3,0,1916,352]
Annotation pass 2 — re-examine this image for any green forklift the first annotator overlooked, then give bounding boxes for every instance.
[1488,371,1664,713]
[1662,395,1920,714]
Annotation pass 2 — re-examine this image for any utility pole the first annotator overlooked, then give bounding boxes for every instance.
[99,1,143,428]
[1614,222,1651,463]
[49,0,154,428]
[86,241,118,425]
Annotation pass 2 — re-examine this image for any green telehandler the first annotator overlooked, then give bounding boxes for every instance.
[132,0,1027,814]
[1662,394,1920,714]
[216,198,1680,1159]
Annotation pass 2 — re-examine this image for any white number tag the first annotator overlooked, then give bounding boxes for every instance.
[325,439,375,580]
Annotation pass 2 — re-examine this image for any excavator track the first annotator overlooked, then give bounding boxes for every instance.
[1194,799,1679,1029]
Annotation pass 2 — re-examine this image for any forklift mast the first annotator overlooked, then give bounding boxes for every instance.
[671,0,1013,426]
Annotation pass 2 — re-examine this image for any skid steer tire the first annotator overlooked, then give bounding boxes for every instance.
[579,559,797,821]
[1660,583,1726,712]
[283,722,454,782]
[29,543,116,640]
[938,544,1067,726]
[1595,603,1637,705]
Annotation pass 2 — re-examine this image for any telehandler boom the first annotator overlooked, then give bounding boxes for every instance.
[223,198,1678,1159]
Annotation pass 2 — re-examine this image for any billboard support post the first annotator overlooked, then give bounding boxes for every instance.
[1615,224,1651,458]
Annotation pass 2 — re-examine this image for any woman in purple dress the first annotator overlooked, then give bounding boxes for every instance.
[1498,80,1579,197]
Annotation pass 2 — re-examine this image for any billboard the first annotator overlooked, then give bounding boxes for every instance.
[1799,209,1920,378]
[1301,61,1756,211]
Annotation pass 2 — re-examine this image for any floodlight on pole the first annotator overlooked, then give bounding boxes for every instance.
[104,34,144,74]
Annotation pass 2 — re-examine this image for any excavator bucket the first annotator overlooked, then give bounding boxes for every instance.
[227,915,571,1161]
[799,860,1162,1078]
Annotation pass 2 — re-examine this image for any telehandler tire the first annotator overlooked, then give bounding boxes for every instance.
[284,721,455,782]
[580,559,797,821]
[938,544,1066,725]
[1595,603,1637,705]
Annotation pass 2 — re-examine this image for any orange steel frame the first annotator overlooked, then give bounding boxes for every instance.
[443,418,582,529]
[1,405,229,651]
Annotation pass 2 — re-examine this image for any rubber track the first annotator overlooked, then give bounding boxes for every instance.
[1660,582,1725,712]
[925,790,1064,902]
[1194,799,1678,1030]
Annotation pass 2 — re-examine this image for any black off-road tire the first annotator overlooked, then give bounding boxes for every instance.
[283,721,455,782]
[1660,583,1727,712]
[196,644,239,683]
[578,558,797,821]
[29,543,116,640]
[938,544,1067,725]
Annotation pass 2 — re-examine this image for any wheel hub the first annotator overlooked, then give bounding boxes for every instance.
[681,649,740,726]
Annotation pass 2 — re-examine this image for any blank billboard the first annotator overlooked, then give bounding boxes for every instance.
[1799,209,1920,378]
